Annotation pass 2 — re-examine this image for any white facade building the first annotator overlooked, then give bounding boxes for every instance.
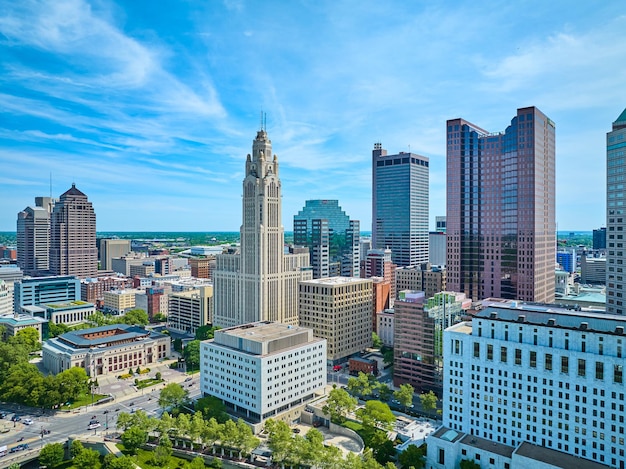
[200,322,326,430]
[376,308,395,347]
[427,305,626,469]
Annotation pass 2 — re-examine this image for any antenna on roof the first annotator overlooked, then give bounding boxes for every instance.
[49,172,52,198]
[264,112,267,132]
[260,110,263,130]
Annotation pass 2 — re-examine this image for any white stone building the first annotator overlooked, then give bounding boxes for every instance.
[200,322,326,431]
[427,304,626,469]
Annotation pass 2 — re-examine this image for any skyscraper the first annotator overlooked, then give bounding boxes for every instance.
[16,196,55,275]
[446,107,556,303]
[212,130,312,328]
[49,184,97,278]
[607,107,626,315]
[294,200,360,278]
[372,144,429,267]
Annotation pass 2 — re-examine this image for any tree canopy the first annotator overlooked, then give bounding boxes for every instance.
[183,340,201,372]
[159,382,188,409]
[323,385,357,423]
[419,390,438,413]
[394,383,415,409]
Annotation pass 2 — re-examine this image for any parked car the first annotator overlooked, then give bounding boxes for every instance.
[10,415,20,422]
[22,418,33,425]
[0,411,7,418]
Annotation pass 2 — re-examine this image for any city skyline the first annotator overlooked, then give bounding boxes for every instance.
[1,1,625,232]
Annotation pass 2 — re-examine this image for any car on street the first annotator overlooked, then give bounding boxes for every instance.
[10,415,20,422]
[87,423,101,430]
[22,418,33,425]
[0,411,7,418]
[131,407,143,413]
[184,377,193,382]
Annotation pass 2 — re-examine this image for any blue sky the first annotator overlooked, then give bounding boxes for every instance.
[1,0,625,232]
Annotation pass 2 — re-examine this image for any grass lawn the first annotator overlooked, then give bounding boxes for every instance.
[136,378,164,389]
[62,392,109,409]
[343,420,363,432]
[116,443,205,468]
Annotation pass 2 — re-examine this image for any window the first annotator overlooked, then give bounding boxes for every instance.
[487,344,493,360]
[578,359,586,377]
[501,347,508,363]
[515,349,522,365]
[545,354,553,371]
[596,362,604,380]
[615,365,623,384]
[474,342,480,358]
[561,357,569,374]
[530,351,537,368]
[438,448,445,464]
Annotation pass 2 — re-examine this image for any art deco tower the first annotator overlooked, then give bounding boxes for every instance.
[446,106,556,303]
[49,184,97,278]
[213,130,311,327]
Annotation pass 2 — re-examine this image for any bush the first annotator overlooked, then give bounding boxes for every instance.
[118,373,133,379]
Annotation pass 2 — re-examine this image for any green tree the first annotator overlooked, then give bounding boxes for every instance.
[233,418,259,458]
[195,325,220,341]
[357,400,396,431]
[153,436,173,466]
[122,309,149,325]
[103,454,136,469]
[151,313,167,323]
[376,383,392,402]
[372,332,383,349]
[394,383,415,411]
[70,440,84,458]
[155,371,162,380]
[39,442,65,468]
[398,444,425,469]
[419,390,438,414]
[73,448,100,469]
[159,382,188,410]
[382,347,394,366]
[195,395,229,423]
[56,366,89,402]
[87,311,111,327]
[264,419,293,466]
[188,457,207,469]
[322,386,357,423]
[173,338,183,353]
[9,326,42,352]
[347,372,376,399]
[184,340,201,372]
[121,426,148,454]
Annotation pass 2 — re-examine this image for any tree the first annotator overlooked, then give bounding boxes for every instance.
[188,457,208,469]
[376,383,392,402]
[153,436,173,466]
[156,371,162,380]
[151,313,167,323]
[419,390,438,414]
[103,454,136,469]
[372,332,383,349]
[121,426,148,454]
[173,338,183,353]
[264,419,293,466]
[356,400,396,431]
[73,448,100,469]
[184,340,201,372]
[394,383,415,411]
[39,442,65,468]
[122,309,149,325]
[347,372,376,398]
[9,326,42,352]
[70,440,84,458]
[382,347,394,367]
[323,386,357,423]
[196,395,229,423]
[159,382,188,410]
[398,444,425,469]
[195,325,220,341]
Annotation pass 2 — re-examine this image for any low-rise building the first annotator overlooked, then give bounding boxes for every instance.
[0,313,48,342]
[348,357,378,376]
[43,300,95,325]
[200,322,326,432]
[42,324,170,376]
[103,289,139,315]
[167,286,213,334]
[14,276,80,312]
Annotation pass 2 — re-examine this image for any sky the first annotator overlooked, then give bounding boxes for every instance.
[1,1,625,232]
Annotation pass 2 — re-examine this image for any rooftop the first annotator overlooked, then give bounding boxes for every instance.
[460,433,515,458]
[514,442,609,469]
[218,321,309,342]
[300,276,372,285]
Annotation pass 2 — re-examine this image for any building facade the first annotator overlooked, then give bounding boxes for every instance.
[593,227,607,251]
[429,231,447,266]
[99,239,131,271]
[16,196,55,275]
[434,305,626,468]
[446,107,556,303]
[581,255,607,285]
[299,277,373,364]
[200,322,326,430]
[293,200,360,278]
[14,276,80,312]
[607,108,626,314]
[396,263,446,300]
[190,257,215,279]
[49,184,97,278]
[372,144,429,267]
[103,289,139,315]
[42,324,170,376]
[167,286,213,334]
[213,130,312,327]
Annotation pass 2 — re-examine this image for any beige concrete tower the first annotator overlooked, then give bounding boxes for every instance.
[213,130,311,327]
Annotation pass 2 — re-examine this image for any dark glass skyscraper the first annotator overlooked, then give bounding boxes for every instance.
[372,144,429,267]
[446,107,556,303]
[293,200,360,278]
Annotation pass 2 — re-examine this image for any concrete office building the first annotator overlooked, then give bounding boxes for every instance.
[582,255,607,285]
[436,215,446,233]
[80,276,133,307]
[447,107,556,303]
[593,227,607,250]
[99,239,131,271]
[362,248,396,304]
[293,200,360,278]
[16,196,55,275]
[0,266,23,313]
[49,184,97,278]
[299,277,372,364]
[41,300,95,325]
[111,255,148,276]
[607,108,626,314]
[14,276,80,312]
[372,144,429,267]
[396,263,446,300]
[429,231,447,266]
[0,313,48,342]
[43,324,170,377]
[167,286,213,335]
[129,262,155,278]
[190,257,215,279]
[0,280,11,315]
[200,322,326,431]
[213,130,312,327]
[103,289,140,315]
[372,277,392,334]
[376,308,395,347]
[429,304,626,469]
